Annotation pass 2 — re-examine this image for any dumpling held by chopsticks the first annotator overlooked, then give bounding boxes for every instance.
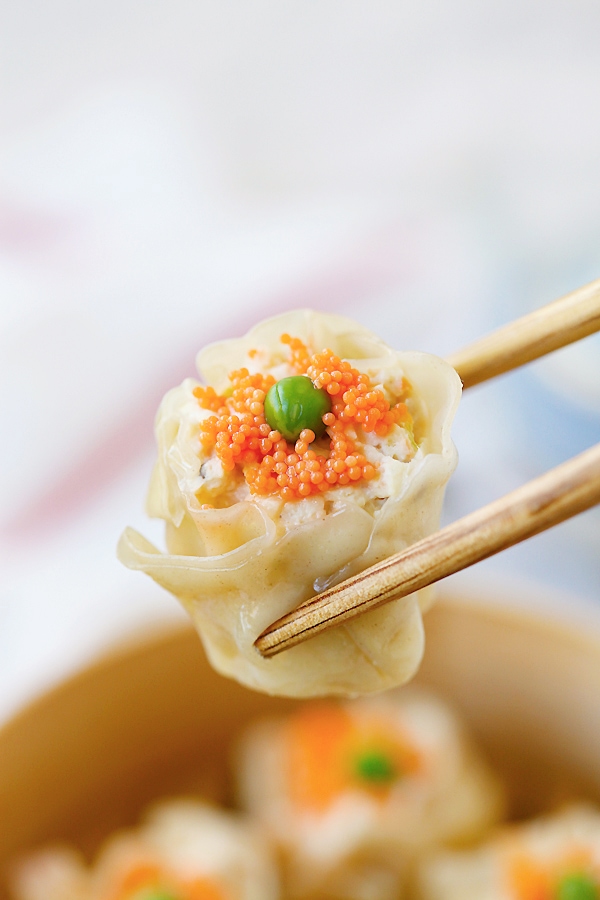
[118,310,461,697]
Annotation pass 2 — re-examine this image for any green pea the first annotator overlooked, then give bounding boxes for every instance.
[130,889,180,900]
[264,375,331,442]
[556,872,599,900]
[354,750,398,785]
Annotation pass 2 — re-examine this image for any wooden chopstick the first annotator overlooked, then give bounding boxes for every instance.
[254,278,600,658]
[255,442,600,658]
[446,277,600,389]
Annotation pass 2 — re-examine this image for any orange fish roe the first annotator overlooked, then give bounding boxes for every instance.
[285,703,421,812]
[509,847,599,900]
[186,877,229,900]
[286,704,354,811]
[114,863,163,899]
[508,855,553,900]
[194,335,413,501]
[281,332,313,372]
[112,863,227,900]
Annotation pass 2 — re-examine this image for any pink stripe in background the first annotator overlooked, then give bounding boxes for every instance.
[5,230,412,542]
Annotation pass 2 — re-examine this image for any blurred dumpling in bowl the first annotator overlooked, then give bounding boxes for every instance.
[9,800,279,900]
[235,688,503,899]
[418,804,600,900]
[8,846,88,900]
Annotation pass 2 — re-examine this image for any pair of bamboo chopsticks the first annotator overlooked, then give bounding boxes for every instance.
[255,277,600,659]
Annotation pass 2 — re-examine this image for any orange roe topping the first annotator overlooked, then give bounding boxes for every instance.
[112,862,228,900]
[508,847,599,900]
[284,702,421,812]
[186,878,229,900]
[509,855,552,900]
[194,335,413,501]
[281,332,313,372]
[286,704,353,811]
[115,863,163,898]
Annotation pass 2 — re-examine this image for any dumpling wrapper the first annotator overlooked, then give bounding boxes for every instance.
[91,800,279,900]
[235,688,504,900]
[418,804,600,900]
[8,801,279,900]
[118,310,461,697]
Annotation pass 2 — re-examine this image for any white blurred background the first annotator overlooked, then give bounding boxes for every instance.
[1,1,599,722]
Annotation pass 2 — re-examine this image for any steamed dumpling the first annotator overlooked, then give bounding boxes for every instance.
[8,847,89,900]
[118,310,461,697]
[235,689,503,899]
[9,800,279,900]
[419,804,600,900]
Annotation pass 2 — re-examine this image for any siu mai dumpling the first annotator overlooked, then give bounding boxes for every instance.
[9,800,279,900]
[118,310,461,697]
[235,689,503,899]
[419,804,600,900]
[8,847,89,900]
[89,800,278,900]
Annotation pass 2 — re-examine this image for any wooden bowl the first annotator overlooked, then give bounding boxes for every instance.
[2,592,600,897]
